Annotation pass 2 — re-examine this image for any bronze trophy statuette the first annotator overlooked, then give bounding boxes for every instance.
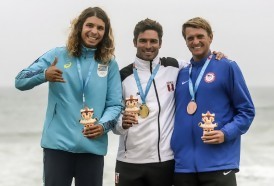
[198,111,218,135]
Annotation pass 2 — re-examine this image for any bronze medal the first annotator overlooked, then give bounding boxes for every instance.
[187,101,197,115]
[139,104,149,118]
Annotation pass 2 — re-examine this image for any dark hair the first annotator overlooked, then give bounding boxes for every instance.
[133,18,163,44]
[67,7,114,64]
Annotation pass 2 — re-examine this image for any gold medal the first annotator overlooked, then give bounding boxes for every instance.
[187,101,197,115]
[139,104,149,118]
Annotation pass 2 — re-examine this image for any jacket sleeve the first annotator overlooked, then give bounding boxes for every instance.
[221,61,255,141]
[15,49,56,90]
[112,114,129,135]
[177,59,190,70]
[98,59,123,133]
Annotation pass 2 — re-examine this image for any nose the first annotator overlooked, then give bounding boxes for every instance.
[91,27,98,34]
[145,41,152,48]
[192,37,200,45]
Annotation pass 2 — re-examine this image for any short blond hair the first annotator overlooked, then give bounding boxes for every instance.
[182,17,213,40]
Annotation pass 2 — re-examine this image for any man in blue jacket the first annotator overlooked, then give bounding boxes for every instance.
[171,17,255,186]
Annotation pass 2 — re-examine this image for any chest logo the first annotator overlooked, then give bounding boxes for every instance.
[181,80,189,85]
[97,64,108,77]
[204,72,215,83]
[167,81,175,92]
[64,62,72,69]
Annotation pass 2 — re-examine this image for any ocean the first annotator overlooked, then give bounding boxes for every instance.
[0,86,273,186]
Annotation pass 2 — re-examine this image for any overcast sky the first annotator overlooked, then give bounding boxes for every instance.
[1,0,273,87]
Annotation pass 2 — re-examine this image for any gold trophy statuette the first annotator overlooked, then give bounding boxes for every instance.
[198,111,218,135]
[125,95,140,121]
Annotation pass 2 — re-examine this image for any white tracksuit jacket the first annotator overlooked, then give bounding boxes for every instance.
[113,55,186,163]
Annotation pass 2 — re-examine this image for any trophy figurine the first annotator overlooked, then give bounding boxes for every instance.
[198,111,218,135]
[79,106,97,130]
[124,95,140,121]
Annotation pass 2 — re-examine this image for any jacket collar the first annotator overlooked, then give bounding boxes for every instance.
[190,51,211,67]
[81,45,96,58]
[134,55,160,71]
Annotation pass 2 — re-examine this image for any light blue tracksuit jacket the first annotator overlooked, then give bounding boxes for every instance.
[15,46,122,155]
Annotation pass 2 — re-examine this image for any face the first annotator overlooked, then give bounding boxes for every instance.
[184,27,212,61]
[81,16,105,48]
[134,30,161,61]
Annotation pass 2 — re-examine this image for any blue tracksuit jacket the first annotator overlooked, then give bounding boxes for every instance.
[171,54,255,173]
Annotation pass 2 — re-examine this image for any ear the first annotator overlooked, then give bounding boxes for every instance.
[133,39,137,47]
[209,34,213,43]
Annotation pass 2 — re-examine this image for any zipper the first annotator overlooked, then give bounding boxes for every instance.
[150,61,162,162]
[191,116,198,171]
[124,132,128,158]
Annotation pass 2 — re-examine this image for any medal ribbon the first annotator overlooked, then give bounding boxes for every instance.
[133,63,160,104]
[188,55,212,102]
[76,59,95,107]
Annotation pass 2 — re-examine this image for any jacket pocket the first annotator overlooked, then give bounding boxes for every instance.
[44,102,57,132]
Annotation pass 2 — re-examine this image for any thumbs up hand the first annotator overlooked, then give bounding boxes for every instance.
[45,57,66,83]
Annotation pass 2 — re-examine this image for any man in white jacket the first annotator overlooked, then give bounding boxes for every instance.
[112,18,183,186]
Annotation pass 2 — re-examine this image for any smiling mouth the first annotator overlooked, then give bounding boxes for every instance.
[87,35,98,41]
[144,51,154,55]
[192,45,202,50]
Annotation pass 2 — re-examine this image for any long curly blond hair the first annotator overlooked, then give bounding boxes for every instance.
[67,7,115,64]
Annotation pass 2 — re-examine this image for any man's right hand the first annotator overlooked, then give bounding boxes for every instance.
[122,112,138,129]
[45,57,65,82]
